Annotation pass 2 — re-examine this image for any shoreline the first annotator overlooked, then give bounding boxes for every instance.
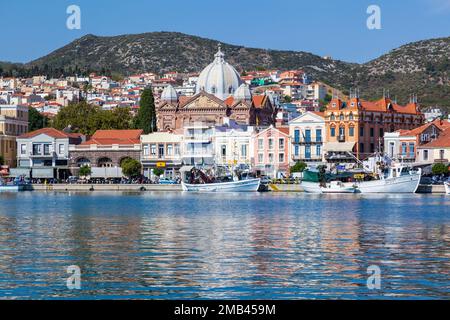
[22,183,446,193]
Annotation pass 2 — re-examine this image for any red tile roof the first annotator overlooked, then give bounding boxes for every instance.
[419,128,450,148]
[18,128,83,139]
[81,129,143,145]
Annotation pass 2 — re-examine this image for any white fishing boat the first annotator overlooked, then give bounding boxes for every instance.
[302,164,421,194]
[182,178,261,192]
[302,180,358,194]
[444,181,450,195]
[0,178,24,192]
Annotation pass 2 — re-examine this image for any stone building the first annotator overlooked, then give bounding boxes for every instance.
[69,130,142,176]
[0,104,29,167]
[156,46,276,131]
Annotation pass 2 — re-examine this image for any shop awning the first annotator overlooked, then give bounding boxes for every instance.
[324,142,356,153]
[9,168,31,178]
[32,168,54,178]
[179,166,194,172]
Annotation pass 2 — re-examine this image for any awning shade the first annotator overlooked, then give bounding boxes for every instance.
[324,142,356,152]
[179,166,194,172]
[9,168,31,178]
[32,168,54,178]
[91,167,123,178]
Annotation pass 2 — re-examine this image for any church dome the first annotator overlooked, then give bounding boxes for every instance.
[195,44,243,100]
[161,84,178,103]
[233,83,252,101]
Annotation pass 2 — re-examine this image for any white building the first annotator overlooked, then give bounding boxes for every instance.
[288,111,326,164]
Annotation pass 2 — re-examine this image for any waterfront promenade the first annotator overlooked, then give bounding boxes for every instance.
[27,183,446,193]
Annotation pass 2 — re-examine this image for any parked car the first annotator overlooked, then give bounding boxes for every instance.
[68,176,78,184]
[158,178,177,184]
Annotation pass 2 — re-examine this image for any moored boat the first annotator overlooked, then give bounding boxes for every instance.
[301,181,358,194]
[181,178,261,192]
[445,181,450,195]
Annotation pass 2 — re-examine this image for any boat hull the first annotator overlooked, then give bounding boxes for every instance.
[348,171,421,194]
[301,182,357,194]
[0,185,24,192]
[182,178,261,192]
[445,182,450,195]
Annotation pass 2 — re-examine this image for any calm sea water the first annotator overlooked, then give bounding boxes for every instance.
[0,191,448,300]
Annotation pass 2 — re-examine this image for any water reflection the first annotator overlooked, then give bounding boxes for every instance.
[0,192,448,299]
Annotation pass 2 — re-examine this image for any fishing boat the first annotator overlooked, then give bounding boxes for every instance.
[445,181,450,195]
[302,180,358,194]
[302,164,421,194]
[181,178,261,192]
[0,177,25,192]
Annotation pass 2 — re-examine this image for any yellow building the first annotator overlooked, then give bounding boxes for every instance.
[0,105,29,167]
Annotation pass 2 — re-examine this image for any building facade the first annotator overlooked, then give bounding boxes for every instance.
[289,111,326,164]
[13,128,84,179]
[253,126,290,178]
[140,131,183,179]
[0,104,29,167]
[324,96,424,162]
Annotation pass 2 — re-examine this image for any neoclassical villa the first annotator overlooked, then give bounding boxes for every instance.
[156,46,277,131]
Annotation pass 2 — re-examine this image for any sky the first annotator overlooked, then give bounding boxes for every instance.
[1,0,450,64]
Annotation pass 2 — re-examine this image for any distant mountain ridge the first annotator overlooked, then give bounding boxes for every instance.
[1,32,449,110]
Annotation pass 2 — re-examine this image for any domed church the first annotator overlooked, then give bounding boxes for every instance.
[156,45,276,131]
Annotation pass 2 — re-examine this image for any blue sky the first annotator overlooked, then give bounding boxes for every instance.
[1,0,449,64]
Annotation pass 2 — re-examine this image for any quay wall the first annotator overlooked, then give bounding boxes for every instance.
[28,184,445,193]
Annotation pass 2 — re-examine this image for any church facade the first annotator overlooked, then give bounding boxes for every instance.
[156,46,276,131]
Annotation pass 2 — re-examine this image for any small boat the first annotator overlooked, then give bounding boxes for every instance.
[445,181,450,195]
[301,180,358,194]
[182,178,261,192]
[0,178,25,192]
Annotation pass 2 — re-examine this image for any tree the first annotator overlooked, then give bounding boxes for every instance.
[78,165,91,177]
[432,163,449,175]
[121,158,142,178]
[283,95,292,103]
[290,161,307,173]
[152,168,164,177]
[28,107,48,131]
[134,88,156,134]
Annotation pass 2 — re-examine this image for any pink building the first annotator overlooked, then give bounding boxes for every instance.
[253,126,290,178]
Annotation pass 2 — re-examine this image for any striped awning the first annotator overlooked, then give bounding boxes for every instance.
[324,142,356,153]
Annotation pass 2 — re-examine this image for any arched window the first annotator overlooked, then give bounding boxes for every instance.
[340,113,344,121]
[330,113,335,121]
[98,157,113,167]
[76,158,90,167]
[349,112,354,121]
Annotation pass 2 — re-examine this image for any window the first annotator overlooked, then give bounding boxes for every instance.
[241,144,248,157]
[43,144,50,156]
[294,145,299,156]
[330,127,336,137]
[379,128,384,137]
[58,144,65,155]
[150,144,157,156]
[279,138,285,149]
[221,145,227,157]
[167,144,173,156]
[158,144,164,158]
[407,143,414,158]
[268,153,274,163]
[330,113,335,121]
[294,129,300,143]
[305,130,311,143]
[360,127,364,137]
[370,143,375,153]
[349,113,354,120]
[440,149,445,160]
[174,144,180,156]
[349,127,354,137]
[143,144,149,156]
[360,143,365,153]
[258,153,264,163]
[258,139,264,150]
[278,153,284,163]
[423,150,428,161]
[316,145,321,157]
[370,128,374,137]
[305,145,311,159]
[401,143,407,156]
[268,138,274,150]
[389,142,395,157]
[340,114,344,121]
[316,129,322,142]
[339,127,345,137]
[20,144,26,155]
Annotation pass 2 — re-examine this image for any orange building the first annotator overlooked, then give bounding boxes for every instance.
[324,96,424,161]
